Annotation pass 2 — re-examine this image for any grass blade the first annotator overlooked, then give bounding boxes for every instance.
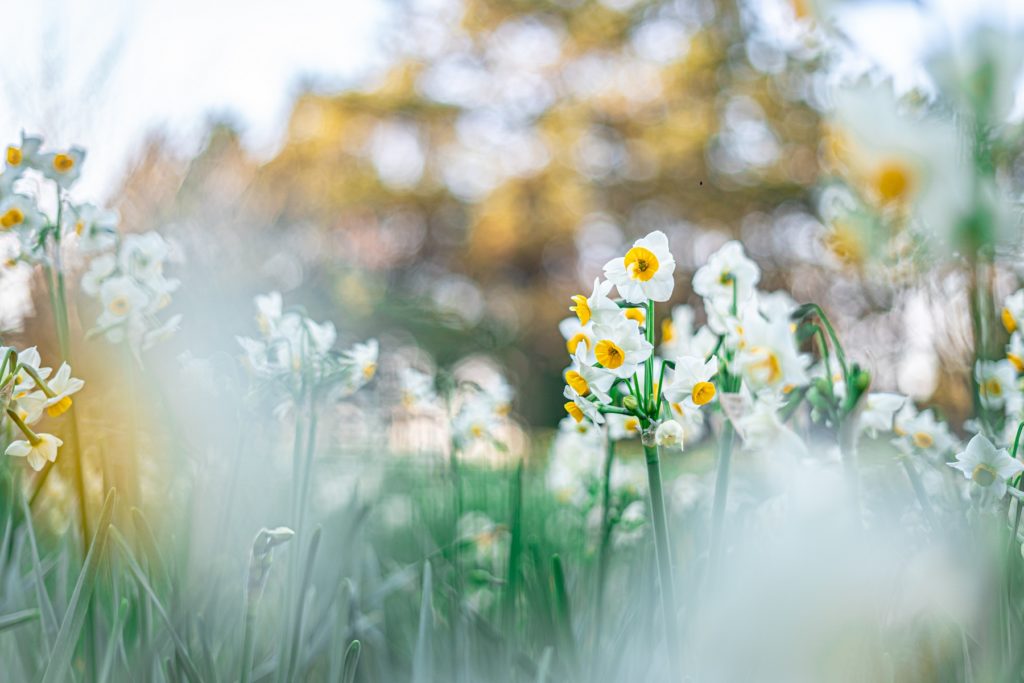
[286,525,322,683]
[39,488,116,683]
[341,639,361,683]
[109,526,203,683]
[19,492,58,652]
[130,507,171,595]
[0,608,39,632]
[411,560,433,683]
[551,554,579,679]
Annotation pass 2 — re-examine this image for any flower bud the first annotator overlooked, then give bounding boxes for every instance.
[622,395,639,412]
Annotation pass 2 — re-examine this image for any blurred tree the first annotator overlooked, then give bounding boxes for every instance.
[114,0,823,426]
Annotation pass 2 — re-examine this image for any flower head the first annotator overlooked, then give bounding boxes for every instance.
[975,360,1020,412]
[570,278,619,327]
[655,419,685,449]
[564,349,616,404]
[590,317,653,379]
[948,434,1023,499]
[40,147,86,188]
[6,433,62,471]
[602,230,676,303]
[563,385,605,425]
[693,241,760,311]
[663,355,719,411]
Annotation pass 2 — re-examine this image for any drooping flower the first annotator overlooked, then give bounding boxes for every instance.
[563,385,605,425]
[948,434,1024,499]
[564,349,616,404]
[39,363,85,417]
[6,433,62,471]
[602,230,676,303]
[655,419,685,448]
[975,360,1021,412]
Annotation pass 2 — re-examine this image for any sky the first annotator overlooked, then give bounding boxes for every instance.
[0,0,393,201]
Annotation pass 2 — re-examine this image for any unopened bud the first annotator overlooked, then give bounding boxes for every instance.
[622,395,639,412]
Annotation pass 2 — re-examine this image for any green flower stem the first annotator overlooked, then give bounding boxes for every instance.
[644,300,655,416]
[795,303,848,379]
[642,442,680,672]
[18,364,55,397]
[708,417,735,573]
[593,435,616,666]
[6,408,41,445]
[901,458,937,530]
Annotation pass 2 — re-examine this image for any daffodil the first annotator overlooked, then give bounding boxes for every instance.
[655,419,684,448]
[894,406,956,457]
[948,434,1024,499]
[662,355,719,411]
[340,340,379,394]
[858,392,906,436]
[6,346,51,397]
[81,253,117,296]
[606,412,641,441]
[67,203,118,253]
[255,291,284,335]
[590,317,653,379]
[564,349,616,404]
[1008,332,1024,373]
[569,278,619,327]
[39,363,84,417]
[40,147,86,188]
[453,400,502,445]
[558,317,597,365]
[975,360,1021,412]
[97,276,150,333]
[736,394,807,456]
[692,240,760,310]
[734,310,808,393]
[399,367,438,410]
[0,194,44,235]
[563,385,605,425]
[119,232,175,284]
[6,432,62,471]
[1002,289,1024,335]
[602,230,676,303]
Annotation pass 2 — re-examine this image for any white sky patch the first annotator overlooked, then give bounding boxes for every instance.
[0,0,393,204]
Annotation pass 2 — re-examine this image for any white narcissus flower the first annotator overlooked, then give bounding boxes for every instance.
[737,395,807,457]
[590,317,654,379]
[453,400,502,444]
[858,393,906,435]
[663,355,719,411]
[948,434,1024,499]
[569,278,619,327]
[692,240,760,310]
[40,363,84,417]
[975,360,1021,412]
[558,317,596,366]
[119,231,173,284]
[1008,333,1024,374]
[734,310,808,392]
[3,133,42,173]
[602,230,676,303]
[67,203,118,253]
[660,305,718,360]
[11,392,47,426]
[6,433,62,471]
[40,147,86,188]
[255,291,283,335]
[894,406,956,457]
[0,194,45,235]
[82,253,117,296]
[606,412,641,441]
[1003,290,1024,335]
[7,346,51,396]
[655,420,684,449]
[97,276,150,329]
[563,385,605,425]
[564,349,616,404]
[340,339,379,394]
[399,367,438,410]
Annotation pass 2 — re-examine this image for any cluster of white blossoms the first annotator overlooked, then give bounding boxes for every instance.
[237,292,379,412]
[556,232,1024,511]
[81,231,182,356]
[0,346,83,470]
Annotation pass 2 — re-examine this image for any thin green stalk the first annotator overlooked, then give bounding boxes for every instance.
[592,435,615,667]
[901,458,937,530]
[708,419,735,573]
[643,300,655,415]
[642,443,680,673]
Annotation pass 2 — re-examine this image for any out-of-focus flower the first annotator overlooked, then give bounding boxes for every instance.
[660,304,718,360]
[399,367,437,410]
[40,147,85,189]
[858,393,906,436]
[0,194,44,235]
[693,241,760,312]
[6,433,62,471]
[975,360,1021,412]
[591,317,653,379]
[1007,333,1024,373]
[67,203,118,253]
[339,339,379,395]
[607,412,641,441]
[734,310,808,392]
[895,405,957,457]
[1002,289,1024,335]
[948,434,1023,499]
[737,395,807,457]
[603,230,676,303]
[1,133,42,188]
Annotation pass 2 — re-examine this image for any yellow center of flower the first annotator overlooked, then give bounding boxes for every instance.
[570,295,591,326]
[46,396,73,417]
[566,333,591,356]
[363,363,377,380]
[661,319,675,344]
[470,424,485,438]
[565,370,589,396]
[912,432,933,449]
[825,224,865,265]
[624,308,645,325]
[982,377,1003,399]
[624,246,659,282]
[746,347,782,385]
[53,153,75,173]
[7,146,22,166]
[1002,307,1017,334]
[873,161,912,205]
[1009,353,1024,373]
[718,271,734,286]
[564,401,584,423]
[109,296,131,316]
[1,207,24,228]
[595,339,625,369]
[624,417,639,432]
[75,219,86,236]
[972,463,997,487]
[691,381,716,406]
[494,402,511,416]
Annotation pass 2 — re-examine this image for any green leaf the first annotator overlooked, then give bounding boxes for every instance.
[19,492,58,652]
[39,488,116,683]
[341,640,361,683]
[411,560,433,683]
[0,608,39,632]
[285,525,322,683]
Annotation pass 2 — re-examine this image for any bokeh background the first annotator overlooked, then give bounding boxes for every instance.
[1,0,1020,428]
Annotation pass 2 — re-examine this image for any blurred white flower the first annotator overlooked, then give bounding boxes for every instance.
[734,310,808,392]
[975,360,1021,412]
[40,147,85,188]
[895,405,957,457]
[606,412,641,441]
[67,203,118,253]
[948,434,1023,499]
[655,419,685,448]
[6,433,62,471]
[693,240,760,311]
[558,316,597,365]
[858,392,906,436]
